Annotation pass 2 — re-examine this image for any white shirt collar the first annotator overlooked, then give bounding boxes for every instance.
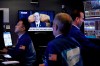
[18,33,24,39]
[55,34,62,38]
[72,24,80,29]
[35,21,40,27]
[35,21,40,25]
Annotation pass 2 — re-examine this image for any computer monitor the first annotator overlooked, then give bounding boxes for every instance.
[84,1,100,19]
[84,1,100,39]
[84,19,100,39]
[3,32,13,47]
[18,10,55,31]
[18,10,55,48]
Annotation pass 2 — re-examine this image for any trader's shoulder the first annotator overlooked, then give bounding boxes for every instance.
[21,33,31,41]
[47,37,67,47]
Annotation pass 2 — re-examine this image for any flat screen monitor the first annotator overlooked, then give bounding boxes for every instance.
[84,19,100,39]
[18,10,55,31]
[84,1,100,19]
[3,32,13,47]
[84,1,100,39]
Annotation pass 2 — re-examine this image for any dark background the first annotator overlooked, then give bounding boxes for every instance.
[0,10,4,50]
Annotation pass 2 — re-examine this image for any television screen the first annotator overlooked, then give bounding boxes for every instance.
[18,10,55,31]
[84,19,100,39]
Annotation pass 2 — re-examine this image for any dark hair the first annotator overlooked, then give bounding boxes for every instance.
[55,13,72,35]
[71,10,82,21]
[18,18,30,31]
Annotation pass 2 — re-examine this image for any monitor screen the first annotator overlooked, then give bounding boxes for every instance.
[84,1,100,19]
[3,32,13,47]
[18,10,55,31]
[84,19,100,39]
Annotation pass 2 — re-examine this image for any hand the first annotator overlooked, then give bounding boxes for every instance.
[19,45,26,50]
[0,48,8,53]
[39,64,45,66]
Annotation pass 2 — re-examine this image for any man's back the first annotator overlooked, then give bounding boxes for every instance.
[44,35,83,66]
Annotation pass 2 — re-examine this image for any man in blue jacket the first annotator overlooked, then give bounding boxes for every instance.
[41,13,83,66]
[1,18,36,66]
[69,10,100,66]
[69,10,99,49]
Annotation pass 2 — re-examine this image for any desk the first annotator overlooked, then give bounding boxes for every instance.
[0,54,19,66]
[1,61,19,66]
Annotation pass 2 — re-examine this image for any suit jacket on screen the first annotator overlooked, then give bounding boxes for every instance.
[30,21,46,27]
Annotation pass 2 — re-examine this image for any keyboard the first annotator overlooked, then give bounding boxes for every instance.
[3,54,12,58]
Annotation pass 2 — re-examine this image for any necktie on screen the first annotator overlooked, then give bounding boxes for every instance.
[36,24,39,27]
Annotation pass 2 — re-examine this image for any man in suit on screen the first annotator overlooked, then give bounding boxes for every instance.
[30,12,46,27]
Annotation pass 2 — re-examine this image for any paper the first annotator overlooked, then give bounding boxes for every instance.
[2,61,19,65]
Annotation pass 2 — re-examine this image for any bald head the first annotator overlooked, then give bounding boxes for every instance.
[34,12,40,22]
[34,12,40,16]
[53,13,73,36]
[55,13,72,24]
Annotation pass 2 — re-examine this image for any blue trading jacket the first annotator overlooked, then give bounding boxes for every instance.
[69,25,100,49]
[44,35,83,66]
[30,21,46,27]
[7,32,36,65]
